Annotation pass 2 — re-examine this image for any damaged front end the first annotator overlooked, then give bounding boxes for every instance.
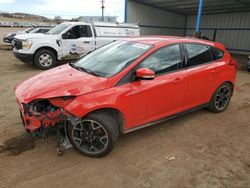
[17,96,77,155]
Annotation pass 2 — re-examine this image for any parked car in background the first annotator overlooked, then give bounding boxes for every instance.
[2,22,9,27]
[4,28,33,44]
[3,27,51,44]
[13,22,140,69]
[15,36,237,157]
[29,27,51,34]
[13,22,20,27]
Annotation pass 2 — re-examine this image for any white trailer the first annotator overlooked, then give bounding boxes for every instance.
[13,22,140,69]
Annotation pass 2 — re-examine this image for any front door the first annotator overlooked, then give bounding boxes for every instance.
[128,44,187,129]
[61,25,94,60]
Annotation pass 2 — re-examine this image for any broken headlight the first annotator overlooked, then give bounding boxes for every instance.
[27,99,59,116]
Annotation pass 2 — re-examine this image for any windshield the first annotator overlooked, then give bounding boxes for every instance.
[73,41,152,77]
[25,28,35,33]
[48,23,70,35]
[29,28,38,33]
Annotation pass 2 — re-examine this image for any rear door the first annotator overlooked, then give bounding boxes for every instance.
[61,25,95,60]
[183,43,218,110]
[128,44,188,128]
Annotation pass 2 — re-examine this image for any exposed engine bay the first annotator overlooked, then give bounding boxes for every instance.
[18,98,78,156]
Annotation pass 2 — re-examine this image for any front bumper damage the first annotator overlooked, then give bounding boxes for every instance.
[16,98,78,155]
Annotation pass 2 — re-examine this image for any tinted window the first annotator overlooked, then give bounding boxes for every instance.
[65,25,92,39]
[210,47,224,60]
[38,29,49,33]
[138,44,182,75]
[186,44,213,67]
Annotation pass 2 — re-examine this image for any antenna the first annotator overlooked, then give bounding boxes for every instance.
[101,0,105,21]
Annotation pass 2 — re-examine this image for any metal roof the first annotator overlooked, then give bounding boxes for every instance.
[130,0,250,15]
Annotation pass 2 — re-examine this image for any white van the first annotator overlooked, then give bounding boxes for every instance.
[13,22,140,69]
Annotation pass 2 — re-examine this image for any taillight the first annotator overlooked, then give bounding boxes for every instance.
[229,57,237,68]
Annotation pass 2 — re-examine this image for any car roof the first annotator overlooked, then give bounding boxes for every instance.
[125,36,225,50]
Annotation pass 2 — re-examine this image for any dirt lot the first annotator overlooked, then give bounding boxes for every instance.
[0,49,250,188]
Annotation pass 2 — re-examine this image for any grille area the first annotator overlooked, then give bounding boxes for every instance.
[13,39,22,50]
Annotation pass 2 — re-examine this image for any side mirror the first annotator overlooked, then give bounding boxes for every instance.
[136,68,155,80]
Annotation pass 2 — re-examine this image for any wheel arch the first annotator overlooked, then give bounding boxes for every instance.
[221,81,234,92]
[210,80,235,101]
[84,107,126,134]
[34,46,58,62]
[225,80,234,88]
[225,81,234,95]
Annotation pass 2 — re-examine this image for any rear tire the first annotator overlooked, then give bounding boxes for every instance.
[67,112,119,158]
[208,82,232,113]
[34,49,56,70]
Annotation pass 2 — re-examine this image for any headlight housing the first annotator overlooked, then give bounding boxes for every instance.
[22,40,32,50]
[27,99,58,116]
[27,97,75,115]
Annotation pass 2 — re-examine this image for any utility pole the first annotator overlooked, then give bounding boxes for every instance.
[101,0,105,21]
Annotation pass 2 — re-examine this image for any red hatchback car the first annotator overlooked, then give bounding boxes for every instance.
[15,36,237,157]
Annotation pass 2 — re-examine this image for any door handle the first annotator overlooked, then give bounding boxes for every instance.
[83,41,90,43]
[173,78,182,83]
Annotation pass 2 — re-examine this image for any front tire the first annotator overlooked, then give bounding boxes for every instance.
[208,82,233,113]
[34,49,56,70]
[67,112,119,158]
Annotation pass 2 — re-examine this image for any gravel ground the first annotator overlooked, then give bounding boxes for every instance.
[0,49,249,188]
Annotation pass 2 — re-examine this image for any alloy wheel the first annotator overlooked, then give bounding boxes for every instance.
[215,85,231,111]
[71,119,109,154]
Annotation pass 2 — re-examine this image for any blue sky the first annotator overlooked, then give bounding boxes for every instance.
[0,0,125,21]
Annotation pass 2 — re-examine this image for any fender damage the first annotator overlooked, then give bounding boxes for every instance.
[18,97,75,133]
[14,64,108,154]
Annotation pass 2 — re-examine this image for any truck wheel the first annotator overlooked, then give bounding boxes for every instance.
[67,112,119,158]
[208,82,232,113]
[34,49,56,70]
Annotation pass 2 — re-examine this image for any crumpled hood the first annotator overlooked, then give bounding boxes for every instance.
[15,64,108,103]
[15,33,57,40]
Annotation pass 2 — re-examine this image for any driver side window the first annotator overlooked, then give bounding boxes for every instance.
[138,44,182,76]
[64,25,92,39]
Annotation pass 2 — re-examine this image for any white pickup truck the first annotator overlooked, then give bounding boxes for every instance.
[13,22,140,69]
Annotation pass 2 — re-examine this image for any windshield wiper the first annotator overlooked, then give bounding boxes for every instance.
[79,67,101,77]
[69,63,101,77]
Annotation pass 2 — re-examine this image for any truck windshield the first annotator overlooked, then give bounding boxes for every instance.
[25,28,35,33]
[73,41,152,77]
[48,23,70,35]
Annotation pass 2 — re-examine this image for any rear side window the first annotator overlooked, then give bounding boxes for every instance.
[138,44,182,75]
[186,43,213,67]
[210,47,224,60]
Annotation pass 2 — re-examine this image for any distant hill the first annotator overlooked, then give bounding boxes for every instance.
[0,12,52,22]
